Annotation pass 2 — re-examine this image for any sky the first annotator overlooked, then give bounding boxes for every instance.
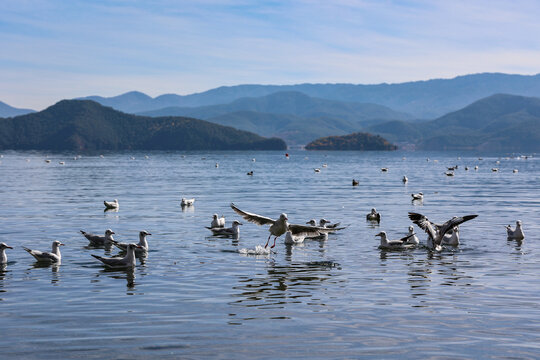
[2,0,540,110]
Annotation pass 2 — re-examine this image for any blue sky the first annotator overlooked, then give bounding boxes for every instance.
[2,0,540,109]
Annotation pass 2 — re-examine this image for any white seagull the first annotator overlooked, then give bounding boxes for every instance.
[206,220,242,237]
[376,231,416,249]
[104,199,119,210]
[411,192,424,201]
[80,229,115,246]
[92,243,141,268]
[402,175,408,183]
[506,220,525,240]
[305,219,344,240]
[230,203,333,248]
[0,243,13,264]
[181,198,195,207]
[405,226,419,245]
[211,214,226,228]
[442,226,460,246]
[408,212,478,251]
[112,230,151,254]
[23,240,64,263]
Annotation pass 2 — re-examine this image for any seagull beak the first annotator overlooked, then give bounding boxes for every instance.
[6,246,13,249]
[59,243,65,246]
[136,245,143,248]
[147,233,152,236]
[238,222,243,225]
[110,231,115,234]
[375,232,383,237]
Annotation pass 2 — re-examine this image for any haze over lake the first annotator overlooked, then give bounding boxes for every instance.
[0,150,538,359]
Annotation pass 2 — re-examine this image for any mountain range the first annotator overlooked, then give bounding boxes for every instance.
[0,101,35,117]
[79,73,540,119]
[0,100,286,151]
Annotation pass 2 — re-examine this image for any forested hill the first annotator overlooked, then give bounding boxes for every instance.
[305,132,397,151]
[0,100,286,151]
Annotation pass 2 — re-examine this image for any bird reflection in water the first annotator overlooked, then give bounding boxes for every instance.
[99,267,137,289]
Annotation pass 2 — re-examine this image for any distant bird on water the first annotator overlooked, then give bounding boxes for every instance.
[366,208,381,222]
[181,198,195,207]
[92,243,141,269]
[211,214,226,228]
[104,199,119,210]
[112,230,151,254]
[23,240,64,264]
[230,203,333,248]
[352,179,359,186]
[506,220,524,240]
[411,192,424,201]
[206,220,242,237]
[402,175,408,183]
[376,231,416,250]
[405,226,419,245]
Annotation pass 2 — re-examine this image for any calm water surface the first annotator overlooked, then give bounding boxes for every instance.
[0,150,539,359]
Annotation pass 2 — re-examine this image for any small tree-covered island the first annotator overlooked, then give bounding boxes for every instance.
[0,100,287,151]
[305,132,397,151]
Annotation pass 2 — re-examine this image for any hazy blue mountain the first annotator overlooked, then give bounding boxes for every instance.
[79,73,540,118]
[0,100,286,151]
[305,132,397,151]
[136,91,410,145]
[0,101,35,117]
[366,94,540,151]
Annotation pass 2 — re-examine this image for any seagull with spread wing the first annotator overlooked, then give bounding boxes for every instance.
[230,203,334,248]
[408,212,478,251]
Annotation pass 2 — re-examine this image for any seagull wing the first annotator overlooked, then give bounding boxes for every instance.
[230,203,275,226]
[439,215,478,238]
[326,222,341,229]
[91,254,127,268]
[289,224,332,237]
[408,212,437,240]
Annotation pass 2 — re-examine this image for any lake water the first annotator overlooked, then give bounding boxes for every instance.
[0,150,538,359]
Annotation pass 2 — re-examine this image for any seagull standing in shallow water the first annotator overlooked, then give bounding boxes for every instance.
[408,212,477,251]
[506,220,524,240]
[230,203,333,248]
[23,240,64,263]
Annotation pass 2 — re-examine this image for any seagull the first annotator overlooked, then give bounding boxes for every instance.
[314,168,321,173]
[408,212,478,251]
[104,199,119,210]
[376,231,416,249]
[91,243,141,269]
[80,229,115,246]
[513,169,518,173]
[181,198,195,207]
[0,243,13,264]
[442,226,460,246]
[247,171,254,176]
[474,166,479,170]
[112,230,151,254]
[446,171,455,176]
[366,208,381,222]
[207,220,242,237]
[492,168,499,172]
[402,175,408,183]
[405,226,419,245]
[230,203,332,248]
[211,214,226,228]
[22,240,64,263]
[465,166,469,171]
[381,168,388,172]
[318,218,342,229]
[411,192,424,201]
[322,163,328,168]
[352,179,359,186]
[506,220,524,240]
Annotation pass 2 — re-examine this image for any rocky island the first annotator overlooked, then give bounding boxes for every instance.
[305,132,397,151]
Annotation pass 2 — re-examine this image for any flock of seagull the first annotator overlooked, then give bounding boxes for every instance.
[0,154,529,270]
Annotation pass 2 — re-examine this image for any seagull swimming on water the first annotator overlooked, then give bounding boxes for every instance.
[80,229,115,247]
[206,220,242,237]
[112,230,151,254]
[181,198,195,207]
[211,214,226,228]
[366,208,381,222]
[23,240,64,263]
[0,243,13,264]
[442,226,460,246]
[411,192,424,201]
[230,203,333,248]
[506,220,524,240]
[92,243,141,269]
[104,199,119,210]
[408,212,478,251]
[405,226,419,245]
[376,231,416,249]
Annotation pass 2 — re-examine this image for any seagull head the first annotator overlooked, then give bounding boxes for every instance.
[232,220,243,226]
[280,213,288,221]
[516,220,522,226]
[0,242,12,249]
[140,230,152,236]
[53,240,65,247]
[408,225,414,232]
[375,231,386,237]
[319,218,329,226]
[105,229,115,235]
[213,214,218,219]
[371,208,377,213]
[306,219,316,226]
